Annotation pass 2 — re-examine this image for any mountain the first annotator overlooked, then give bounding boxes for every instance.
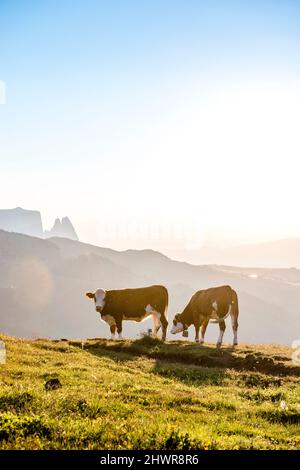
[0,207,78,241]
[0,229,299,345]
[168,239,300,268]
[44,217,78,241]
[0,207,43,238]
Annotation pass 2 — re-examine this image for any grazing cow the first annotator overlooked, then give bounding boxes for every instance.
[86,285,168,340]
[170,285,239,347]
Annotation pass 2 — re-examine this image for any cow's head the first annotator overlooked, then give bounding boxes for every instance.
[170,313,185,335]
[85,288,106,313]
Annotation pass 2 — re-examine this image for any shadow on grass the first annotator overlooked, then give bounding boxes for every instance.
[75,337,226,387]
[71,336,300,379]
[151,361,225,386]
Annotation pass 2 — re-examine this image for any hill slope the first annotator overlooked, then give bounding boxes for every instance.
[0,335,299,450]
[1,230,300,345]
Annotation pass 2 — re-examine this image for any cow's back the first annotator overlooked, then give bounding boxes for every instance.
[189,285,233,314]
[102,285,168,316]
[201,285,232,307]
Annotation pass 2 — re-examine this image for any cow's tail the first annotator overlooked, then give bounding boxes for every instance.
[162,286,169,321]
[161,287,169,341]
[231,288,239,321]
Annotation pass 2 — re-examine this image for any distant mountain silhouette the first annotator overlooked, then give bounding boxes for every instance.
[0,207,78,241]
[169,239,300,268]
[0,207,43,238]
[44,217,78,241]
[0,229,299,345]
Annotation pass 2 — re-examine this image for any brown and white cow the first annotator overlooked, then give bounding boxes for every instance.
[170,285,239,347]
[86,285,169,340]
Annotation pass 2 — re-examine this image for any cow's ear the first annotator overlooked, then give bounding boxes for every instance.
[86,292,95,299]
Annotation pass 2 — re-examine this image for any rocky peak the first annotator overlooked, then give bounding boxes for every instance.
[44,216,78,241]
[0,207,79,241]
[0,207,43,238]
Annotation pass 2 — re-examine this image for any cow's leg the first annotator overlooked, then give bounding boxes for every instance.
[116,319,123,340]
[231,311,239,346]
[200,319,209,345]
[194,321,200,343]
[216,320,226,348]
[231,289,239,346]
[152,312,162,338]
[160,314,168,342]
[110,324,116,340]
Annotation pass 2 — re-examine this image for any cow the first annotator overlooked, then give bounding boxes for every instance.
[86,285,169,340]
[170,285,239,348]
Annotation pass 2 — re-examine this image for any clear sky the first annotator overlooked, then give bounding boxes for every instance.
[1,1,300,253]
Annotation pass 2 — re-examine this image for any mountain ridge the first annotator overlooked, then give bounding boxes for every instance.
[0,229,299,345]
[169,238,300,268]
[0,207,78,241]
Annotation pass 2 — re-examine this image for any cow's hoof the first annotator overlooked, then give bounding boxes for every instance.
[199,340,204,345]
[233,342,238,347]
[216,342,222,349]
[195,339,200,343]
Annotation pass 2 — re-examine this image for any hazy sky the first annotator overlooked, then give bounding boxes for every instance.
[1,1,300,251]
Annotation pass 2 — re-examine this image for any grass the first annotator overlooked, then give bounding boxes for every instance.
[0,334,299,449]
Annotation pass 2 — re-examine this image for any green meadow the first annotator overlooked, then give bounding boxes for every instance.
[0,334,299,450]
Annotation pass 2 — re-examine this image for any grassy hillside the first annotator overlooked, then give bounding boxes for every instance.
[0,334,299,450]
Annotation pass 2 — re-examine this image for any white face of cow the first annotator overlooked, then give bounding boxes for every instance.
[86,288,106,313]
[171,322,184,334]
[94,288,106,312]
[171,314,184,335]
